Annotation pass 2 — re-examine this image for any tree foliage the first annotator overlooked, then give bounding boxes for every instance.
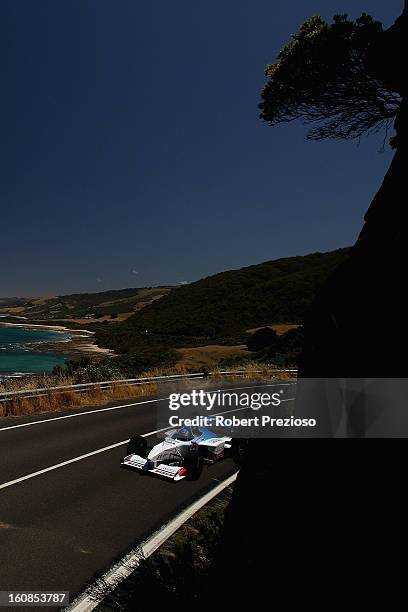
[259,14,401,140]
[246,327,280,352]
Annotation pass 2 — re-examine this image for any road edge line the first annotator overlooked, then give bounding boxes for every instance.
[67,471,238,612]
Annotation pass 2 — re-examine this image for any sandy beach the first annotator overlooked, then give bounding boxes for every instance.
[0,321,114,357]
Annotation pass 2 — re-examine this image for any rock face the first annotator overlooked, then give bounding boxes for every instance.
[213,4,407,602]
[300,2,407,380]
[298,145,408,378]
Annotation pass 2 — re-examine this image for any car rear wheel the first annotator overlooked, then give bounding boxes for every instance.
[127,435,147,457]
[183,452,204,480]
[229,438,249,466]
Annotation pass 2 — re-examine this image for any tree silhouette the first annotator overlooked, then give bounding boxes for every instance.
[259,14,401,141]
[246,327,279,352]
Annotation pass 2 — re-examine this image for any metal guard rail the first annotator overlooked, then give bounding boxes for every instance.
[0,369,297,403]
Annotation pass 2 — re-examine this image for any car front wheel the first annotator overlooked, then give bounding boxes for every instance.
[126,435,147,457]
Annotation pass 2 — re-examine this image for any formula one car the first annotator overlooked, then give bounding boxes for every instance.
[121,425,233,482]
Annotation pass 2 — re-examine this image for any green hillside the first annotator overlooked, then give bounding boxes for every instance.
[0,287,173,322]
[97,248,350,355]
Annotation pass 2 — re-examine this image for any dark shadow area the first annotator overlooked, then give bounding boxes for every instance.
[214,2,408,604]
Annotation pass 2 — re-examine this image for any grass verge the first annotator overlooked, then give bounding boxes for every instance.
[0,362,295,418]
[0,381,158,418]
[90,484,233,608]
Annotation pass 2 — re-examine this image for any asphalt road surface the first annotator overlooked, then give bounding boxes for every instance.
[0,380,284,608]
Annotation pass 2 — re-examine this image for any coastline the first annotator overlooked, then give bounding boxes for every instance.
[0,322,114,357]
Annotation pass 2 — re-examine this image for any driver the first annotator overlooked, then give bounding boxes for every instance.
[177,427,193,441]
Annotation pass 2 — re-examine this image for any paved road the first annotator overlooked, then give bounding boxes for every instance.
[0,380,280,606]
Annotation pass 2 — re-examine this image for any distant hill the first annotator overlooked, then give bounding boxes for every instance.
[96,248,350,355]
[0,297,27,306]
[0,287,173,323]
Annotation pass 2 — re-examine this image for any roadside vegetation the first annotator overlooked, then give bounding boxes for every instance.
[0,376,158,418]
[0,357,180,418]
[90,486,233,608]
[246,325,304,365]
[0,356,295,418]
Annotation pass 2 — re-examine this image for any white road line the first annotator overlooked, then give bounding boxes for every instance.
[0,401,246,491]
[0,425,171,492]
[0,385,296,491]
[0,441,129,491]
[0,382,295,433]
[0,398,296,492]
[67,472,238,612]
[0,399,159,433]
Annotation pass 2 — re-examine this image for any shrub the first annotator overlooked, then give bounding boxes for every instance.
[246,327,280,352]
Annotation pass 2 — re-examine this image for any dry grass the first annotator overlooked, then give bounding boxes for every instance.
[58,313,133,325]
[132,294,166,312]
[0,306,26,314]
[97,288,170,309]
[30,296,55,305]
[211,359,296,381]
[0,360,296,419]
[0,373,68,395]
[139,364,190,378]
[0,379,157,418]
[246,323,300,335]
[0,364,192,419]
[175,345,248,369]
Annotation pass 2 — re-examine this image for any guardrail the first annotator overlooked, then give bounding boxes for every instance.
[0,369,297,404]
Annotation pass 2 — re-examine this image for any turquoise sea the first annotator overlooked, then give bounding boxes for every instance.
[0,325,70,376]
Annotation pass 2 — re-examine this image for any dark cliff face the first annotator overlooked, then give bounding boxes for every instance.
[219,118,408,587]
[212,6,408,602]
[298,139,408,378]
[366,1,407,97]
[299,8,408,379]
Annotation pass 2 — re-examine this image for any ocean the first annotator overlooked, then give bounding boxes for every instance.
[0,325,70,377]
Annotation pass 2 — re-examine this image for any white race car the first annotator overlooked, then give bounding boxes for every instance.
[121,425,233,481]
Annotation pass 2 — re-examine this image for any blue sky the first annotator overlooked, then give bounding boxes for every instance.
[0,0,403,296]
